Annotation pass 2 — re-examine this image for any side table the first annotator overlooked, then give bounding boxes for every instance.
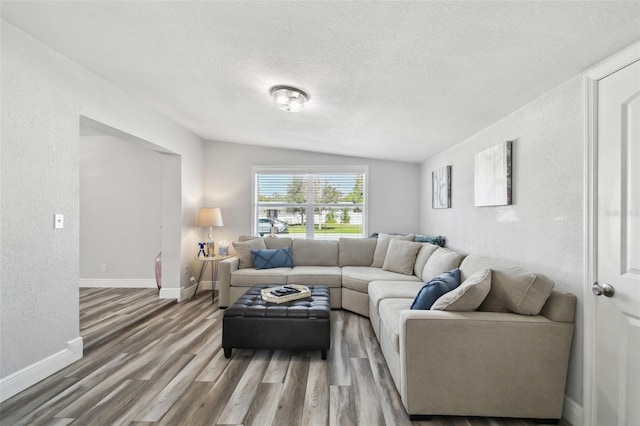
[191,255,232,303]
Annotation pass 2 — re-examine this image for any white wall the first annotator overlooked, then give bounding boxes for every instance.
[203,140,421,245]
[420,77,584,412]
[80,135,163,282]
[0,21,203,398]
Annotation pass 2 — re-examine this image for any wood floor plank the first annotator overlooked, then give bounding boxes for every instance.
[162,357,251,426]
[350,357,385,425]
[328,314,351,386]
[135,329,221,421]
[261,349,290,383]
[243,382,283,426]
[271,356,310,426]
[344,312,367,358]
[0,289,571,426]
[216,350,271,424]
[301,356,330,426]
[329,385,357,426]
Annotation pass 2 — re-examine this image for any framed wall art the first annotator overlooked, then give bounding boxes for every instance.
[432,165,452,209]
[474,141,512,207]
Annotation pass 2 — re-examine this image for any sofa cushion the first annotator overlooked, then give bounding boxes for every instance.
[371,233,416,268]
[432,268,491,311]
[379,298,413,352]
[368,280,425,312]
[342,266,421,293]
[287,266,342,287]
[292,239,339,266]
[421,247,464,282]
[233,238,267,269]
[413,243,439,280]
[383,240,423,275]
[230,267,291,287]
[460,255,554,315]
[264,237,293,250]
[251,247,294,270]
[338,238,377,266]
[411,269,461,310]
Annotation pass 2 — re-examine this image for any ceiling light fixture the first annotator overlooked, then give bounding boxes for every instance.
[271,86,308,112]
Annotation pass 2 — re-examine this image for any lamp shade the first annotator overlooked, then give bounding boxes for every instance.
[197,207,224,227]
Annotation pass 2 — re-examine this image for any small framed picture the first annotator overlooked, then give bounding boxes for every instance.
[432,165,452,209]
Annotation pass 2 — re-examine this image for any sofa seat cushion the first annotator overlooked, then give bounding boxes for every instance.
[460,255,554,315]
[287,266,342,287]
[230,267,291,287]
[368,281,425,312]
[379,298,413,352]
[342,266,421,293]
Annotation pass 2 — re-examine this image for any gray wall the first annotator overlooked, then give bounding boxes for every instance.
[1,21,203,383]
[202,140,421,246]
[80,135,163,281]
[419,76,584,408]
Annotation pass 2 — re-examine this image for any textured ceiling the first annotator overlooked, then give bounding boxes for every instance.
[2,1,639,163]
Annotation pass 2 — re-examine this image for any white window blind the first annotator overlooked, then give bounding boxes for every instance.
[253,167,367,240]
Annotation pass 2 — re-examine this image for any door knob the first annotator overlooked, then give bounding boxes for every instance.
[592,282,615,297]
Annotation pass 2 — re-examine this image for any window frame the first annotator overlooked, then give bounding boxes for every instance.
[251,165,369,239]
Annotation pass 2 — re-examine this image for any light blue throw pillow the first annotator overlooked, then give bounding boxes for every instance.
[410,269,461,310]
[414,234,446,247]
[251,247,294,270]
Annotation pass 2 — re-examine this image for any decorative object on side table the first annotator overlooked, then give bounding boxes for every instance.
[474,141,513,206]
[218,240,229,256]
[432,165,452,209]
[197,242,206,258]
[197,207,224,256]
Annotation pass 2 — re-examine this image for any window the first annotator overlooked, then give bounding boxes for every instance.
[253,166,367,240]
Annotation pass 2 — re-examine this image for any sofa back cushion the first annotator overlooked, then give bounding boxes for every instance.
[233,238,267,269]
[413,243,440,280]
[292,239,339,266]
[371,233,415,268]
[422,248,464,282]
[382,240,423,275]
[338,238,377,266]
[431,268,492,311]
[460,255,554,315]
[264,237,293,250]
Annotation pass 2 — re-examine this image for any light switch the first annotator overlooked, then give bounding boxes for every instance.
[54,214,64,229]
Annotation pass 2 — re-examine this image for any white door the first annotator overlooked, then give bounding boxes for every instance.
[594,59,640,426]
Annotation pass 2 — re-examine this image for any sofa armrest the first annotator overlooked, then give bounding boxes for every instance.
[398,310,574,418]
[218,257,239,308]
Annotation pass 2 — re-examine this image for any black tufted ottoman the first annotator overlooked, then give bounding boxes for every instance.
[222,285,331,359]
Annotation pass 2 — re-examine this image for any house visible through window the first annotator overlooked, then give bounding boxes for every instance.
[253,167,367,240]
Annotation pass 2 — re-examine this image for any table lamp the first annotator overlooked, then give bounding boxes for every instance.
[197,207,224,256]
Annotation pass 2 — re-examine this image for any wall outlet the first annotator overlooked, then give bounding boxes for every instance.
[99,263,107,272]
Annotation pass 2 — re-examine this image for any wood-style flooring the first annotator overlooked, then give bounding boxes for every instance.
[0,288,569,426]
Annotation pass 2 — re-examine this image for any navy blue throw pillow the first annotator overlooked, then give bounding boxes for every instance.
[410,269,461,310]
[251,247,294,269]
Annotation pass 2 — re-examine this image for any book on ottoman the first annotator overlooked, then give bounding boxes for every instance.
[261,284,311,304]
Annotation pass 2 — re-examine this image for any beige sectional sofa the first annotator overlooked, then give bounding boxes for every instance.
[218,235,576,421]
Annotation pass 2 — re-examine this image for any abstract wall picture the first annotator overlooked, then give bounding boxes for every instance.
[432,165,452,209]
[474,141,512,207]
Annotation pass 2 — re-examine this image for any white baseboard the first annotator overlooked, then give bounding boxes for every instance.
[159,287,181,301]
[0,337,83,403]
[563,395,583,426]
[79,278,157,288]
